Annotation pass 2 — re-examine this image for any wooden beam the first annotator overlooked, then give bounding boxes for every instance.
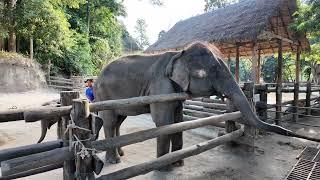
[293,45,301,121]
[96,128,244,180]
[91,112,243,151]
[1,147,72,177]
[276,39,283,125]
[235,44,240,83]
[251,44,259,84]
[258,31,295,45]
[0,140,63,163]
[185,100,227,110]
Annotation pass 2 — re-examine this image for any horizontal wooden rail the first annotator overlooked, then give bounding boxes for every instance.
[91,111,242,151]
[191,97,224,104]
[183,109,218,117]
[48,79,74,85]
[184,105,226,114]
[185,100,227,110]
[0,163,62,180]
[182,114,225,128]
[0,140,63,163]
[0,109,25,123]
[49,76,72,82]
[97,128,244,180]
[24,93,189,122]
[1,147,72,176]
[48,85,73,90]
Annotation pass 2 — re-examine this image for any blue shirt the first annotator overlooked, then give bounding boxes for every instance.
[85,87,94,102]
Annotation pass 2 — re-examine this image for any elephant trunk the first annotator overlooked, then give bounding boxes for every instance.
[38,120,48,143]
[223,80,320,142]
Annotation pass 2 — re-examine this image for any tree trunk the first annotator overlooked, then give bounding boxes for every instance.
[30,38,34,59]
[8,0,16,52]
[0,38,4,51]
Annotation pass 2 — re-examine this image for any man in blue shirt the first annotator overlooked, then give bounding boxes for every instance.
[85,79,95,102]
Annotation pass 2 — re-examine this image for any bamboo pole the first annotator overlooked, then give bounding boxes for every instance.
[97,128,244,180]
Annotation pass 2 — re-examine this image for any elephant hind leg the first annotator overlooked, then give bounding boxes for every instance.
[116,115,126,156]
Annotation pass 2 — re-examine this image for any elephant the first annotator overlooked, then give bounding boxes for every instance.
[93,42,319,168]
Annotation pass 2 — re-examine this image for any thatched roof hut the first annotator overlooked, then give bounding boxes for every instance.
[146,0,309,57]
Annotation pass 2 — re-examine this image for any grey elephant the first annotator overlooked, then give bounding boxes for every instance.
[93,42,318,168]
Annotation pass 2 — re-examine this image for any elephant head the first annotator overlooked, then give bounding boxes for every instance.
[166,42,319,141]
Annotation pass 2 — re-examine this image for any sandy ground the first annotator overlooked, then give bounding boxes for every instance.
[0,90,319,180]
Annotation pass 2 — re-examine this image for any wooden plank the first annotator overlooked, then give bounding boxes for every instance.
[0,140,63,163]
[185,100,227,110]
[50,76,72,82]
[1,147,72,177]
[48,80,74,85]
[91,111,242,151]
[0,109,24,123]
[184,105,225,114]
[48,85,73,90]
[97,128,244,180]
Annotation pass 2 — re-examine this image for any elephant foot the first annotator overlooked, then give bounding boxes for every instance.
[118,148,124,156]
[172,159,184,167]
[105,154,121,164]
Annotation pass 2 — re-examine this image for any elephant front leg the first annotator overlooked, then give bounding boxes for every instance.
[100,110,121,164]
[171,104,184,167]
[151,103,175,171]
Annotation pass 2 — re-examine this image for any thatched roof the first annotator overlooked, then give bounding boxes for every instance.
[146,0,309,57]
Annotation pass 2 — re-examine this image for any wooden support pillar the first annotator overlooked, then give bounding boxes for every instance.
[60,91,80,180]
[227,54,231,70]
[306,81,311,115]
[72,99,95,180]
[259,84,268,121]
[235,44,240,83]
[293,45,301,121]
[275,39,283,125]
[251,44,259,84]
[257,49,261,83]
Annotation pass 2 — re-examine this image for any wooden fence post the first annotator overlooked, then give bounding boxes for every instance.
[71,99,95,180]
[276,39,283,125]
[293,82,299,121]
[259,84,268,121]
[60,91,80,180]
[225,99,238,133]
[240,82,256,152]
[306,81,312,115]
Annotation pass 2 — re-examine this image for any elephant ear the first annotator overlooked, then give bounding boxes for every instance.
[165,50,190,91]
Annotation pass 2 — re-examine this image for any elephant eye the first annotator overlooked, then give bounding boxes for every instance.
[193,69,208,78]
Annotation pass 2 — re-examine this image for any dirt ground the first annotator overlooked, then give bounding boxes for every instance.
[0,90,319,180]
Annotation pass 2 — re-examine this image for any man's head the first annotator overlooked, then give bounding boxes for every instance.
[85,79,94,87]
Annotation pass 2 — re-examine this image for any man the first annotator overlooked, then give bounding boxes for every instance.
[85,78,95,102]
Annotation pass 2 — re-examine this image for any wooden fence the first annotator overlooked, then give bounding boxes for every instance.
[47,76,98,91]
[0,82,259,180]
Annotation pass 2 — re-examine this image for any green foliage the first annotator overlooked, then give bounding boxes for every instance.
[134,18,149,49]
[1,0,128,76]
[229,59,252,82]
[204,0,238,11]
[261,56,277,83]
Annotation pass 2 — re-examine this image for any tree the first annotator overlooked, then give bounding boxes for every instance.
[204,0,238,12]
[134,18,149,49]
